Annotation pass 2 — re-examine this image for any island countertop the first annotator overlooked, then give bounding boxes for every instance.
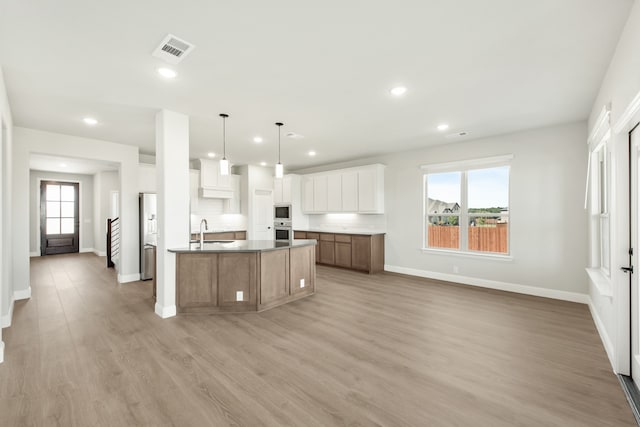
[169,239,317,254]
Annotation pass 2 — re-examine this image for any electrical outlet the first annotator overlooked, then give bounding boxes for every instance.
[300,279,305,288]
[453,266,459,274]
[236,291,244,301]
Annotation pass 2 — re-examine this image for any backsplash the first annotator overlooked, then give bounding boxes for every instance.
[190,198,246,232]
[307,213,386,232]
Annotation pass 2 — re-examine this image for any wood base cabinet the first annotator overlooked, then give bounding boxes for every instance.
[295,231,384,274]
[176,244,315,314]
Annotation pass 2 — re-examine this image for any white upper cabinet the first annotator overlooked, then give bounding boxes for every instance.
[302,176,314,213]
[199,159,234,198]
[274,174,296,204]
[341,171,358,212]
[313,175,328,212]
[301,164,384,214]
[327,174,342,212]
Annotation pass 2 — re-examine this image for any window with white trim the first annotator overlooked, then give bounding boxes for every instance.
[589,141,610,276]
[423,156,511,255]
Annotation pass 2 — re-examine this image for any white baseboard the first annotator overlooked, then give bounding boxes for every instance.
[588,297,616,372]
[94,250,107,257]
[14,287,31,301]
[0,341,4,363]
[155,303,176,319]
[1,296,14,328]
[29,252,39,257]
[384,265,589,304]
[117,273,141,284]
[80,248,94,253]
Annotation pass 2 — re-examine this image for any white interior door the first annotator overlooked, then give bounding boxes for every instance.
[253,189,273,240]
[631,126,640,385]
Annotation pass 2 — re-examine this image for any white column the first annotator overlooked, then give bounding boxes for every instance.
[155,110,190,318]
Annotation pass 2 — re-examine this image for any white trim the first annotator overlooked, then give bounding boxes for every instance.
[588,297,616,372]
[80,247,93,253]
[420,247,513,261]
[154,303,176,318]
[588,104,611,144]
[117,273,140,283]
[14,287,31,301]
[384,264,589,304]
[586,267,613,298]
[1,295,14,328]
[0,341,4,364]
[614,90,640,134]
[420,154,514,172]
[29,251,39,257]
[93,249,107,257]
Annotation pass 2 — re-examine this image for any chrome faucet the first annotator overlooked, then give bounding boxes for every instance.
[199,219,208,249]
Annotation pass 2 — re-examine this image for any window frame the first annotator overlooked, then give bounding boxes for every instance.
[421,155,513,258]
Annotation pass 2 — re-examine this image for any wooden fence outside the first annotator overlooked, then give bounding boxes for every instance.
[428,223,508,253]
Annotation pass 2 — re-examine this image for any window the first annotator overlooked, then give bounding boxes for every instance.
[589,142,610,276]
[45,183,76,234]
[423,156,511,255]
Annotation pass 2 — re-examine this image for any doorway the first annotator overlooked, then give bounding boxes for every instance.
[252,189,273,240]
[40,180,79,255]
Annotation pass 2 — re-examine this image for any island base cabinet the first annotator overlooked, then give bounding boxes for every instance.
[176,253,219,309]
[289,245,315,296]
[218,253,258,309]
[260,250,290,306]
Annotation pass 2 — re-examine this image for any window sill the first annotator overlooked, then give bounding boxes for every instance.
[420,247,513,262]
[586,267,613,298]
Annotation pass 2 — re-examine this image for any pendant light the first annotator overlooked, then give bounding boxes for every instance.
[275,122,284,179]
[219,113,230,176]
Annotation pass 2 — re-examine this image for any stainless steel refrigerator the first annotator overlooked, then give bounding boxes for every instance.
[139,193,157,280]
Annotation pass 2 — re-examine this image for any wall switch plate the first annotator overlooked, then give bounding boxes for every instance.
[236,291,244,301]
[300,279,305,288]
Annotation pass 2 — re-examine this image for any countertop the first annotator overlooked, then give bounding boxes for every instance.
[294,228,386,236]
[189,229,246,234]
[169,239,317,253]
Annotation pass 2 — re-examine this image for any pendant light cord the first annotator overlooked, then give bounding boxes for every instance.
[276,122,283,164]
[220,113,229,159]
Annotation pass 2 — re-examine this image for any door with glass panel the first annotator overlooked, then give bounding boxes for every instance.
[40,181,79,255]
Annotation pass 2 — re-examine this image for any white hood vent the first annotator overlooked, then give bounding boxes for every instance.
[152,34,195,64]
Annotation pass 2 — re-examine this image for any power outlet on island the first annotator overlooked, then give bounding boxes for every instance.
[300,279,305,288]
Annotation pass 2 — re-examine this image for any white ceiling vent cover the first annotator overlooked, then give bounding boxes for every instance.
[152,34,195,64]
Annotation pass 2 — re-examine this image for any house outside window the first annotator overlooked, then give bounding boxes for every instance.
[422,155,512,255]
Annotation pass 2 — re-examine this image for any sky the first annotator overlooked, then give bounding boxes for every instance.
[426,166,509,209]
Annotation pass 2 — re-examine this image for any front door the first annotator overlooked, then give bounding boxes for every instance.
[40,181,79,255]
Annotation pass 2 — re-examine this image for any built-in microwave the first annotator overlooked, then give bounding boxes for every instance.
[274,204,292,221]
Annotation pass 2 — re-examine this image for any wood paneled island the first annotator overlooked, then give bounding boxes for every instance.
[169,240,316,314]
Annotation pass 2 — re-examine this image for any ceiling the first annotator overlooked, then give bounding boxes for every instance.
[30,154,118,175]
[0,0,633,171]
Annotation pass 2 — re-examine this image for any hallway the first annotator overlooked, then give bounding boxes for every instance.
[0,253,635,426]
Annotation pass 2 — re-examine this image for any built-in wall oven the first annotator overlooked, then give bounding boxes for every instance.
[274,221,292,242]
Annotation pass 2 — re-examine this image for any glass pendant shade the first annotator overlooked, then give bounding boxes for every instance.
[219,158,230,176]
[275,162,283,179]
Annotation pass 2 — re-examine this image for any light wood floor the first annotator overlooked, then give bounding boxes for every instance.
[0,253,635,426]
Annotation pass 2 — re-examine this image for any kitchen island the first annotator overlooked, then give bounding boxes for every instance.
[169,240,316,314]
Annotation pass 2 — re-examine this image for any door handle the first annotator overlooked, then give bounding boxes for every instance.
[621,266,634,274]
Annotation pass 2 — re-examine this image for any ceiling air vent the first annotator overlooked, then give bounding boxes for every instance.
[152,34,195,64]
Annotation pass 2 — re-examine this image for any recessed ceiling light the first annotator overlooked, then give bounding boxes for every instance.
[59,163,67,168]
[157,67,177,79]
[83,117,98,125]
[207,152,216,158]
[390,86,407,96]
[437,123,449,131]
[260,161,267,166]
[253,136,263,143]
[308,151,316,157]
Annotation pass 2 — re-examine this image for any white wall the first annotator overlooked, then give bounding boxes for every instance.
[0,66,14,363]
[296,122,588,299]
[587,1,640,374]
[29,170,94,254]
[13,127,140,288]
[93,170,119,257]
